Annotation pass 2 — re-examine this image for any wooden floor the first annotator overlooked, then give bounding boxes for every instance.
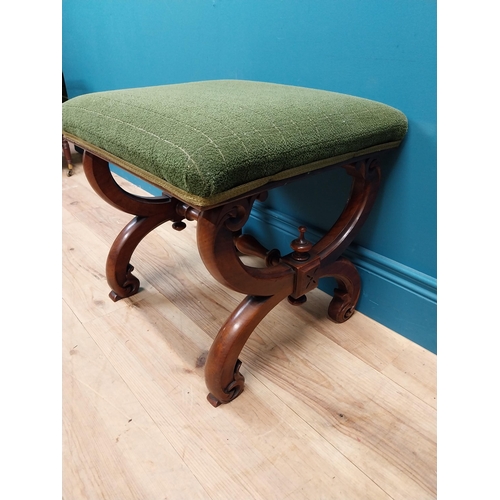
[62,151,437,500]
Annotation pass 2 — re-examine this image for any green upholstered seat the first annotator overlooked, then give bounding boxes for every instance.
[62,80,408,207]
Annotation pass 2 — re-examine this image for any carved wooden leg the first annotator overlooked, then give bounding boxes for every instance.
[83,152,179,300]
[196,199,295,405]
[106,213,174,301]
[310,158,380,321]
[205,290,289,406]
[322,257,361,323]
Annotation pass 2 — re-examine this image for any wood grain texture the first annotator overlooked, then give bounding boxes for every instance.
[62,154,436,499]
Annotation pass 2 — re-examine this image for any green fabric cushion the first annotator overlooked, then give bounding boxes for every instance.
[62,80,407,205]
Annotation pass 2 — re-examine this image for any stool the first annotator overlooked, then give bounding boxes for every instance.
[62,80,408,406]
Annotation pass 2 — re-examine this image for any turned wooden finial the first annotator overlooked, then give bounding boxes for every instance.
[291,226,312,261]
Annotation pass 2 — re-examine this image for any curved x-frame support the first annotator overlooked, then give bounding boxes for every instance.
[83,151,381,406]
[196,157,381,405]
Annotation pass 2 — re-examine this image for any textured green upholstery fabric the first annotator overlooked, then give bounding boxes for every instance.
[62,80,407,205]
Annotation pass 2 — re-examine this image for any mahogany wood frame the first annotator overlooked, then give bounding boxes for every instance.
[82,151,382,406]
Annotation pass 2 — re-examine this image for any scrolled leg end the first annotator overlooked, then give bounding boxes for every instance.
[206,359,245,407]
[328,290,357,323]
[107,264,140,302]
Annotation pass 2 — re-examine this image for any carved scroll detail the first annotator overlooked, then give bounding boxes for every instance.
[196,196,295,296]
[323,257,361,323]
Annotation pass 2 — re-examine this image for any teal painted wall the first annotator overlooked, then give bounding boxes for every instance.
[63,0,437,352]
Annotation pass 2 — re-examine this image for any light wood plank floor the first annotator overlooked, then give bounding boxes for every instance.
[62,152,436,500]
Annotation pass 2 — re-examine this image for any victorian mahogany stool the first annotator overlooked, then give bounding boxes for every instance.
[62,80,408,407]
